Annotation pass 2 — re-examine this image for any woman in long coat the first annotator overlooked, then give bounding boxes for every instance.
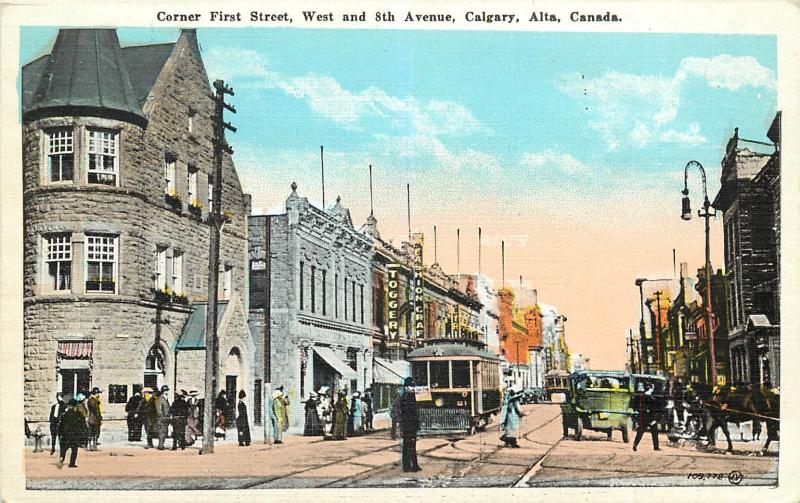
[318,388,333,438]
[303,392,322,436]
[351,392,363,435]
[332,391,349,440]
[500,389,525,448]
[236,390,251,446]
[271,389,285,444]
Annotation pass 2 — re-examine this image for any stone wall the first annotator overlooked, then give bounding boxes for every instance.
[23,30,253,421]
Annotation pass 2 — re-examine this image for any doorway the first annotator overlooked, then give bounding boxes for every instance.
[225,375,237,428]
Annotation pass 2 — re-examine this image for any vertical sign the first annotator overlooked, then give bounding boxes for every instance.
[412,233,425,342]
[386,264,401,344]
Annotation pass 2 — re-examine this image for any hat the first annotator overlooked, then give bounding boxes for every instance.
[91,387,101,394]
[353,391,361,398]
[318,386,330,394]
[142,387,154,394]
[177,389,188,397]
[161,385,170,392]
[239,390,246,399]
[338,389,347,396]
[272,389,283,399]
[188,390,199,396]
[309,391,318,398]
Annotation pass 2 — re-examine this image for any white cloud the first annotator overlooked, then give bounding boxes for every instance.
[678,55,775,90]
[519,151,592,176]
[558,54,773,149]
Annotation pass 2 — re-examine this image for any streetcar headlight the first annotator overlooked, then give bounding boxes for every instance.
[434,398,444,407]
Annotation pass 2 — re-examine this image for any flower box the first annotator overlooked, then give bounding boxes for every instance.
[173,292,190,305]
[165,190,182,208]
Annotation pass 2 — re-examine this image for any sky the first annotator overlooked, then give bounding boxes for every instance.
[20,27,778,370]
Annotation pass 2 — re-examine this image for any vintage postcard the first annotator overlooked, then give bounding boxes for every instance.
[1,0,798,501]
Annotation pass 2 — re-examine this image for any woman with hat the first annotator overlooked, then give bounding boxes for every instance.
[350,391,363,435]
[303,391,322,436]
[236,390,251,446]
[332,389,349,440]
[271,388,286,444]
[317,387,333,438]
[500,385,526,448]
[86,387,103,451]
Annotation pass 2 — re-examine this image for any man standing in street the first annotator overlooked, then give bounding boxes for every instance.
[57,399,86,468]
[156,385,171,450]
[171,390,188,450]
[49,393,67,455]
[633,383,661,452]
[140,388,158,448]
[398,377,421,472]
[271,388,286,444]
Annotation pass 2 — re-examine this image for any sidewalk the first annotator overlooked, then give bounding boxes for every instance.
[26,414,392,449]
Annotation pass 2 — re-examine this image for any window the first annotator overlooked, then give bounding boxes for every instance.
[352,280,356,322]
[188,108,197,133]
[344,279,348,319]
[46,129,74,182]
[208,182,214,213]
[451,361,470,388]
[87,129,118,185]
[44,234,71,292]
[299,261,305,310]
[321,270,327,316]
[430,361,450,388]
[335,274,339,318]
[222,265,232,301]
[360,284,364,324]
[310,266,316,313]
[172,252,183,294]
[154,247,167,290]
[187,167,198,205]
[164,156,176,194]
[107,385,128,404]
[86,234,117,293]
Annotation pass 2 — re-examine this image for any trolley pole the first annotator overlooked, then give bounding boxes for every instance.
[202,79,236,455]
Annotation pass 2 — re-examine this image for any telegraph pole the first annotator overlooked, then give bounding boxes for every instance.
[202,79,236,455]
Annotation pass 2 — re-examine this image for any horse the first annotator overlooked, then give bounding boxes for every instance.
[688,384,779,454]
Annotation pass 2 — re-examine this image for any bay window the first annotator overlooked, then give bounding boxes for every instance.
[87,129,118,185]
[46,129,74,183]
[44,233,71,292]
[85,234,117,293]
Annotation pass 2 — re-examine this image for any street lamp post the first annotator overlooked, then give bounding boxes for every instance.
[681,160,717,385]
[635,279,647,373]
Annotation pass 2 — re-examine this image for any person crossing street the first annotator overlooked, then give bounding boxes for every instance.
[633,383,661,452]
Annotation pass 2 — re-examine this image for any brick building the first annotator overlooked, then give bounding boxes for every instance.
[249,185,374,430]
[713,114,780,387]
[22,29,253,422]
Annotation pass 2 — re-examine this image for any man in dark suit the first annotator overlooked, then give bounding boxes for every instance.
[633,383,661,452]
[57,399,86,468]
[49,393,68,455]
[398,377,421,472]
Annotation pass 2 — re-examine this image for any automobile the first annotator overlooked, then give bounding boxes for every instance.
[522,387,546,404]
[561,370,633,442]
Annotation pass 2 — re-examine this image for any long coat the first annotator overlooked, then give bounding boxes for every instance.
[140,395,159,433]
[236,400,251,445]
[398,389,420,437]
[501,399,523,439]
[58,407,87,445]
[272,395,286,432]
[303,398,322,436]
[333,396,349,440]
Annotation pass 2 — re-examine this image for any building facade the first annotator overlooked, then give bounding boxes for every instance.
[713,117,780,387]
[23,29,253,421]
[249,186,374,430]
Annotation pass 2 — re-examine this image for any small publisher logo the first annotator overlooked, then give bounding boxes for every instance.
[728,470,744,485]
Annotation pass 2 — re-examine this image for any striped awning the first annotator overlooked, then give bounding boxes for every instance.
[57,340,92,358]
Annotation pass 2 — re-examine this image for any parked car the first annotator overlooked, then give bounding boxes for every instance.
[522,387,546,404]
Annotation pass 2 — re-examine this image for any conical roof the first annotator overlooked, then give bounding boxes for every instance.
[23,29,147,126]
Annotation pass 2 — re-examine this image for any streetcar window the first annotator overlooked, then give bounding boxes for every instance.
[412,362,427,386]
[430,361,450,388]
[451,361,470,388]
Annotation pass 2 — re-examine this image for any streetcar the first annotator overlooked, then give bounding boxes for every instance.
[544,369,570,402]
[407,343,503,435]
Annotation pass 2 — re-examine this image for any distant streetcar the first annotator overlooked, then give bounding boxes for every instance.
[407,343,502,435]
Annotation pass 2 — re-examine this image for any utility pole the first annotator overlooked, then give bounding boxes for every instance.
[628,329,635,373]
[320,146,326,209]
[654,290,664,374]
[202,79,236,455]
[478,227,482,276]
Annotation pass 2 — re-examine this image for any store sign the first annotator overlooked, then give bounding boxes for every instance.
[387,263,401,342]
[412,233,425,340]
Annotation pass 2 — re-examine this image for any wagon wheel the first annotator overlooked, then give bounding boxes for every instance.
[575,418,583,440]
[622,426,629,443]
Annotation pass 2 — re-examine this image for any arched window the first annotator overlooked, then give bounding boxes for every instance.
[144,344,165,389]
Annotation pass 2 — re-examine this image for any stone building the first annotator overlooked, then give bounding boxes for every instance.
[249,185,374,430]
[713,115,780,387]
[22,29,253,422]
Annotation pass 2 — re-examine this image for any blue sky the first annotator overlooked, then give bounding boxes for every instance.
[20,27,778,368]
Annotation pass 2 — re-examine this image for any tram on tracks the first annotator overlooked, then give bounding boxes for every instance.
[544,369,570,402]
[407,343,503,435]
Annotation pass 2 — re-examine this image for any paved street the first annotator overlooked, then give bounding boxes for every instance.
[26,403,777,489]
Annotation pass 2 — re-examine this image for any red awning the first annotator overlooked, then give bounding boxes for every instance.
[57,340,92,358]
